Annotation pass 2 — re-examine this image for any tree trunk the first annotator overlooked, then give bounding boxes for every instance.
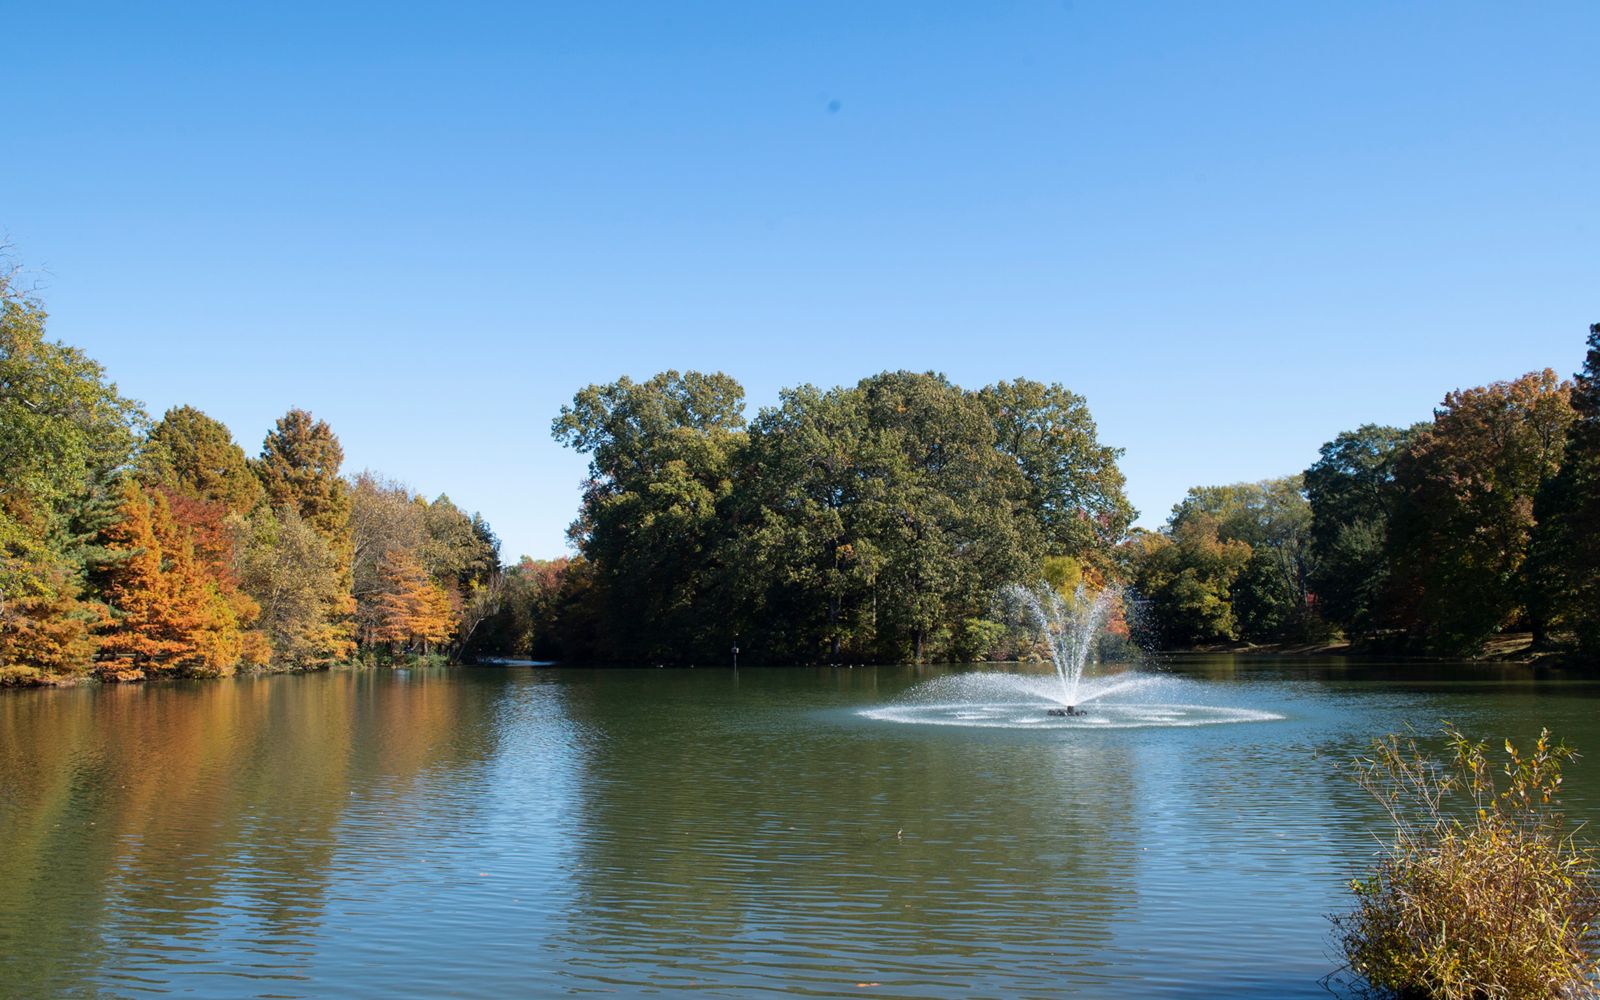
[828,592,842,662]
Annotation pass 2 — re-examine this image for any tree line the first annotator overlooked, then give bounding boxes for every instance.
[1124,325,1600,657]
[484,325,1600,665]
[8,253,1594,673]
[0,270,500,685]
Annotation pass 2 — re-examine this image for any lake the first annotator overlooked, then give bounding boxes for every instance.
[4,658,1599,998]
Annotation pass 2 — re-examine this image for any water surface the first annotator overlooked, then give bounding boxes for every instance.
[4,658,1599,998]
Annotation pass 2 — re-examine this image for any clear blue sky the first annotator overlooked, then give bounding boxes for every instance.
[6,2,1596,561]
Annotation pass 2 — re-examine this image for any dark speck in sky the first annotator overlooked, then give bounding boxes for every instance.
[827,99,842,114]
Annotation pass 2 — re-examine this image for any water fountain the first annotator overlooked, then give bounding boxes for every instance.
[1003,581,1119,715]
[858,580,1283,730]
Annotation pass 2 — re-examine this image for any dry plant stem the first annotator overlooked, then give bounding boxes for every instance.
[1336,725,1600,1000]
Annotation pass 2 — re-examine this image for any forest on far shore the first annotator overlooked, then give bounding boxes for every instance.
[482,323,1600,665]
[4,252,1598,682]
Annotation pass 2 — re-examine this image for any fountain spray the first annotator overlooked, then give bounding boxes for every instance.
[1004,582,1121,714]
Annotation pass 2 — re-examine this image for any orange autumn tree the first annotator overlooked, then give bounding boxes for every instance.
[159,489,270,669]
[141,406,272,668]
[98,481,247,679]
[370,550,455,656]
[0,560,103,683]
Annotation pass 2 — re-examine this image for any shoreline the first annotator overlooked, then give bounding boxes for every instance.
[8,639,1596,692]
[0,655,455,691]
[1164,632,1593,667]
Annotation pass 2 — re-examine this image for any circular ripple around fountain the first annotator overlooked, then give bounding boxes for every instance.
[860,701,1283,729]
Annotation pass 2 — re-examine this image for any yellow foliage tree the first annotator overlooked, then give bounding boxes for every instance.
[233,507,349,668]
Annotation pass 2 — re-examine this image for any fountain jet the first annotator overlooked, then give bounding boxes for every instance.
[1003,582,1120,713]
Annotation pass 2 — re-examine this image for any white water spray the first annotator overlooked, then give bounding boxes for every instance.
[859,580,1282,730]
[1003,582,1120,708]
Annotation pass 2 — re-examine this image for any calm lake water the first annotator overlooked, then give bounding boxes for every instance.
[4,658,1600,999]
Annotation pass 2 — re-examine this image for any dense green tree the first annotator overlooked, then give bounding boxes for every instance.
[255,409,350,542]
[545,556,603,660]
[1388,370,1574,653]
[733,372,1052,662]
[1530,324,1600,654]
[0,273,142,681]
[554,371,746,479]
[0,287,143,547]
[1169,476,1318,641]
[419,494,500,658]
[734,383,883,661]
[549,369,1129,664]
[553,371,746,661]
[1304,424,1419,637]
[419,494,500,591]
[852,371,1037,661]
[979,379,1134,565]
[141,405,264,514]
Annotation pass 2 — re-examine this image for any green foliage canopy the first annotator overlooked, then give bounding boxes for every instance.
[549,369,1132,663]
[1304,424,1418,636]
[141,404,263,514]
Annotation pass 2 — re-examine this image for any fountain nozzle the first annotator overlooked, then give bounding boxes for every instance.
[1046,706,1088,718]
